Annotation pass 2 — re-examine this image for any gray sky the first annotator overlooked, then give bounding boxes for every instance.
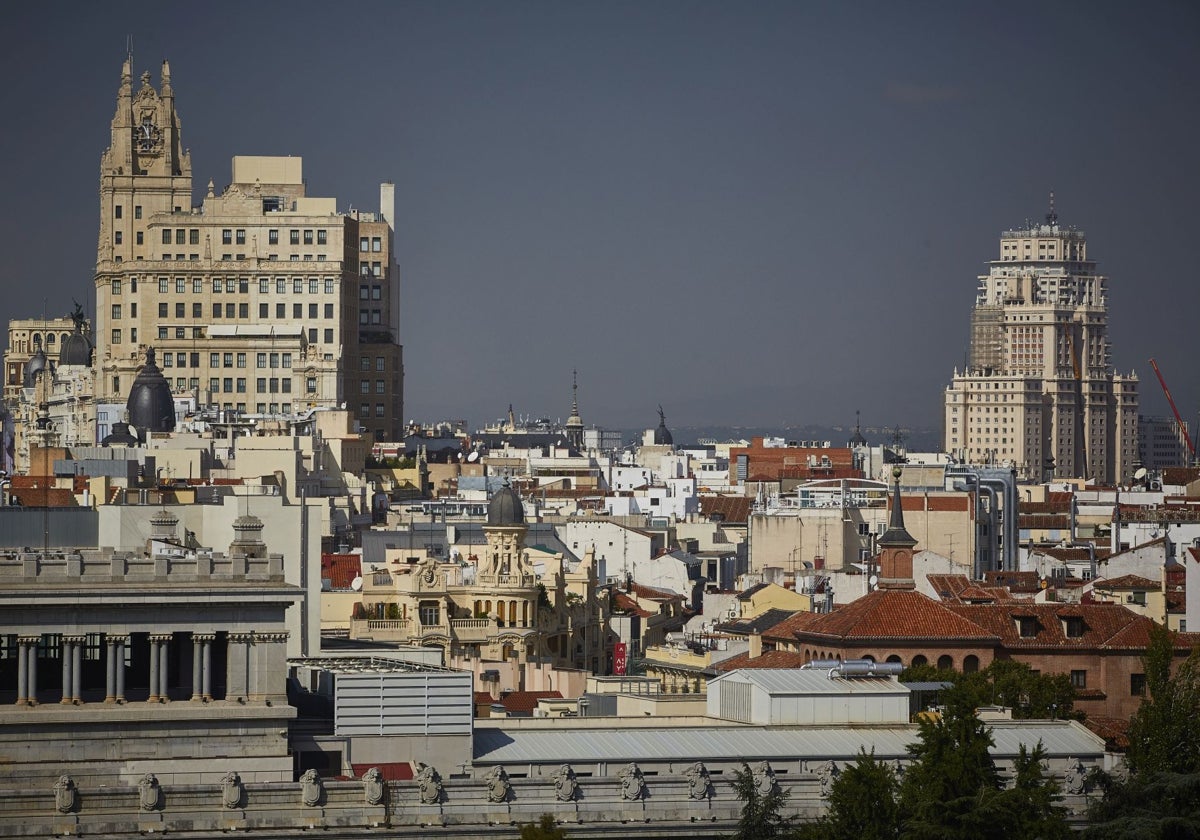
[3,1,1198,433]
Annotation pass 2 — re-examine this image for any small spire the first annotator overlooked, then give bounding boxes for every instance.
[1045,190,1058,226]
[570,369,579,417]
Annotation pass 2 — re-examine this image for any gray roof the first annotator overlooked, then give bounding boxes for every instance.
[473,720,1104,765]
[710,670,909,696]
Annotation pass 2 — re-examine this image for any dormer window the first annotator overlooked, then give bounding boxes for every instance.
[1063,616,1085,638]
[1017,616,1038,638]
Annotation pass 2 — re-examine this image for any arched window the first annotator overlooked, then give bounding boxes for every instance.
[911,654,928,668]
[963,655,980,674]
[862,654,876,663]
[32,333,41,348]
[937,655,954,671]
[886,655,902,664]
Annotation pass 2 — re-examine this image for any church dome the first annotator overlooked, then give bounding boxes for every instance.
[127,348,176,433]
[58,327,93,367]
[487,483,525,527]
[653,407,673,446]
[24,348,48,388]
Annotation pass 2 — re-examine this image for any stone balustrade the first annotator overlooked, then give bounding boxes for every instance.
[0,550,285,583]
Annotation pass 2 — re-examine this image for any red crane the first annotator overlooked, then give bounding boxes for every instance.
[1148,358,1197,460]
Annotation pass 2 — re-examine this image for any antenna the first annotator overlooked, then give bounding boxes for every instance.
[1046,190,1057,226]
[126,34,134,62]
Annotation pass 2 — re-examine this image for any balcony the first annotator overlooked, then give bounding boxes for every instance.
[475,573,536,589]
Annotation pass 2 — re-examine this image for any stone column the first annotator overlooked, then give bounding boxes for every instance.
[26,638,38,705]
[148,637,160,702]
[114,637,126,702]
[156,635,170,701]
[60,638,73,704]
[16,640,28,704]
[105,638,117,702]
[199,635,213,701]
[191,635,203,701]
[227,633,249,700]
[71,638,83,703]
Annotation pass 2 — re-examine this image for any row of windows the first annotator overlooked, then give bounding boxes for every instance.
[204,352,293,369]
[113,327,338,346]
[207,377,298,394]
[359,380,389,394]
[359,237,383,252]
[157,229,330,246]
[155,300,338,320]
[144,277,340,295]
[358,403,390,418]
[113,205,144,220]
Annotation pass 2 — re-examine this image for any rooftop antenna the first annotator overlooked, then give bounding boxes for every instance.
[1046,190,1057,226]
[126,34,133,62]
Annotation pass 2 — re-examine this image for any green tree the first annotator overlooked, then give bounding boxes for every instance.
[1125,626,1200,777]
[901,659,1078,721]
[518,813,567,840]
[729,762,794,840]
[1000,743,1071,840]
[797,749,900,840]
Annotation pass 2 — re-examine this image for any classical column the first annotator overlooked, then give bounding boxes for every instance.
[148,637,160,702]
[16,640,28,704]
[156,636,170,701]
[191,635,203,701]
[226,633,249,700]
[60,638,73,704]
[105,638,117,702]
[114,637,126,702]
[26,638,38,705]
[71,638,83,704]
[200,635,213,701]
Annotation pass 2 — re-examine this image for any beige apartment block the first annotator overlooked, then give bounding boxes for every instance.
[93,58,403,440]
[944,203,1138,483]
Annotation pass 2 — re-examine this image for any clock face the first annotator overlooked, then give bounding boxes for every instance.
[137,117,162,153]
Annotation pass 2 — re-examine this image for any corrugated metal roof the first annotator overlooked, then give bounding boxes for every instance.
[473,720,1102,764]
[711,669,908,696]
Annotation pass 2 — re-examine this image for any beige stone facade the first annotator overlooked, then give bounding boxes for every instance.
[93,59,403,440]
[944,210,1138,483]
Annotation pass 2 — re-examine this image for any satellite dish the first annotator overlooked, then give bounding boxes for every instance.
[467,451,480,463]
[869,575,879,587]
[350,576,363,591]
[1134,468,1148,481]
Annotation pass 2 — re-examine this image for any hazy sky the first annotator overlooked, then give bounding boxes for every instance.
[2,2,1197,433]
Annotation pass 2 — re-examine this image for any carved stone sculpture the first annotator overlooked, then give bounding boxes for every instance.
[817,760,839,798]
[485,765,511,803]
[553,764,578,802]
[362,767,385,806]
[138,773,160,812]
[300,769,323,807]
[415,763,443,805]
[54,775,78,814]
[618,761,645,801]
[1063,757,1088,795]
[684,762,711,800]
[752,761,777,797]
[220,771,243,809]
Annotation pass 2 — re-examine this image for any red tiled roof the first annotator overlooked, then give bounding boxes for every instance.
[796,590,999,642]
[321,553,360,590]
[500,691,562,713]
[1162,467,1200,486]
[474,691,496,705]
[699,495,752,524]
[982,571,1042,592]
[350,763,413,781]
[628,582,685,602]
[712,650,809,672]
[1083,716,1130,751]
[927,574,971,600]
[762,610,823,642]
[8,487,77,507]
[612,592,653,618]
[1093,574,1158,590]
[945,602,1181,651]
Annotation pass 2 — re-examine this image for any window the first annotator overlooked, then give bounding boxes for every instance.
[193,278,202,293]
[115,205,123,219]
[223,378,233,393]
[376,380,385,394]
[259,303,268,318]
[256,378,267,392]
[372,285,381,300]
[418,601,440,626]
[371,236,381,252]
[360,357,371,371]
[1064,616,1085,638]
[190,353,199,368]
[306,377,317,393]
[226,279,236,293]
[158,277,169,293]
[158,302,168,318]
[258,278,269,294]
[210,353,220,368]
[361,381,370,394]
[1018,616,1038,638]
[1130,673,1146,696]
[256,353,267,369]
[317,230,327,245]
[192,302,201,318]
[175,302,185,318]
[325,279,334,294]
[236,378,246,393]
[225,303,235,318]
[223,353,233,368]
[111,329,121,344]
[375,403,385,417]
[236,353,246,368]
[157,327,167,339]
[372,262,382,276]
[1070,670,1087,689]
[281,378,291,393]
[360,237,369,252]
[268,230,279,245]
[213,279,222,294]
[359,404,370,418]
[269,378,279,394]
[324,303,334,319]
[370,311,381,324]
[136,231,143,245]
[235,229,246,245]
[376,357,385,371]
[162,354,173,368]
[360,311,369,325]
[309,279,319,294]
[189,229,199,245]
[114,231,123,244]
[209,378,219,393]
[281,353,291,368]
[324,329,333,343]
[134,206,142,219]
[276,303,285,318]
[293,303,303,318]
[360,285,369,300]
[308,328,317,343]
[238,303,248,318]
[111,304,121,320]
[112,279,122,295]
[303,230,313,245]
[276,278,287,294]
[222,229,232,245]
[269,353,279,368]
[289,230,299,245]
[293,279,303,294]
[162,229,172,245]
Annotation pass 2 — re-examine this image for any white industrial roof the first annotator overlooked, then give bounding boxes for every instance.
[473,720,1103,765]
[711,669,909,695]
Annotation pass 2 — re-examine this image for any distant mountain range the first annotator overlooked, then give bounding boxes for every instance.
[621,423,943,453]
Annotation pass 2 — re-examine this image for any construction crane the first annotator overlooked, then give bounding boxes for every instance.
[1148,358,1197,461]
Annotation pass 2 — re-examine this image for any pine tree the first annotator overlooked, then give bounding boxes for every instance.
[518,813,568,840]
[729,762,794,840]
[799,749,900,840]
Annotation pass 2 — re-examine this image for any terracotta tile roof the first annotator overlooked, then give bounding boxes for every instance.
[474,691,496,705]
[945,602,1184,652]
[927,574,971,600]
[1082,716,1130,751]
[628,582,685,602]
[1162,467,1200,486]
[983,570,1042,593]
[762,610,823,642]
[612,591,653,618]
[1021,514,1071,529]
[500,691,562,713]
[698,495,751,524]
[8,487,78,507]
[1022,500,1070,515]
[321,553,360,590]
[898,495,970,512]
[796,590,999,643]
[956,585,1016,604]
[712,649,809,672]
[1093,574,1159,590]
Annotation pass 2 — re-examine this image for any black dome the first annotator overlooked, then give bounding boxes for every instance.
[127,348,176,433]
[653,406,673,446]
[487,484,525,526]
[23,348,48,387]
[59,327,93,367]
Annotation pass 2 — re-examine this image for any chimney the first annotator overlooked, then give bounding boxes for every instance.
[748,631,762,659]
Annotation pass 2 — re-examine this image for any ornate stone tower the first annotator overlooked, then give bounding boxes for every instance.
[876,466,917,590]
[480,483,530,580]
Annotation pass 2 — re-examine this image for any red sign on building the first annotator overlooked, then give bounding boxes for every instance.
[613,642,627,676]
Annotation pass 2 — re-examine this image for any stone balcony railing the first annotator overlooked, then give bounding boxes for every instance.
[349,619,452,643]
[0,550,285,584]
[475,573,536,589]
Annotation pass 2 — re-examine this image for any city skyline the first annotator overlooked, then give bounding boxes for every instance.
[2,2,1197,431]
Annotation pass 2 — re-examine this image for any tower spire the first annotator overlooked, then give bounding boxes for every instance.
[1046,189,1057,226]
